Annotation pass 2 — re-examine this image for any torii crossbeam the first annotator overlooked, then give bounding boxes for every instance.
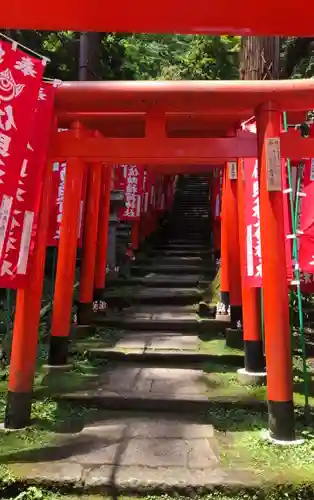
[2,1,313,36]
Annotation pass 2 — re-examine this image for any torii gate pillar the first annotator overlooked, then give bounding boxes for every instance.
[256,102,294,442]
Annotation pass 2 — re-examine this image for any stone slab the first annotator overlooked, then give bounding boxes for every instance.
[136,287,201,298]
[85,366,206,398]
[10,412,238,494]
[59,365,210,407]
[112,333,198,351]
[124,304,198,314]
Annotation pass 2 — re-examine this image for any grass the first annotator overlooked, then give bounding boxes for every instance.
[201,358,314,407]
[211,406,314,490]
[1,493,311,500]
[198,336,243,357]
[6,493,314,500]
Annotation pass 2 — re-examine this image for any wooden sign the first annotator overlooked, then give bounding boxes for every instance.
[266,137,281,191]
[228,161,237,180]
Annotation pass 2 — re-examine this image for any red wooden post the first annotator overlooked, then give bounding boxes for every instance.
[225,161,243,329]
[94,165,112,300]
[48,124,85,366]
[218,166,230,315]
[131,220,140,250]
[256,101,294,441]
[237,159,265,377]
[77,161,102,325]
[5,157,54,428]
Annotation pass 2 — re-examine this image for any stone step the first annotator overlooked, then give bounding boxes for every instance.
[58,364,264,414]
[131,264,215,276]
[106,274,202,289]
[94,310,229,333]
[168,239,210,245]
[57,365,212,413]
[136,256,213,266]
[94,310,199,332]
[157,244,210,250]
[104,287,203,306]
[17,409,243,494]
[76,331,243,367]
[148,249,214,257]
[87,348,243,367]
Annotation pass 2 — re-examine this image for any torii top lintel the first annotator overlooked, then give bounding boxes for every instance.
[2,1,313,36]
[56,80,314,115]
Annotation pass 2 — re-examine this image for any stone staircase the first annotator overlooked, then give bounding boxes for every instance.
[26,175,258,493]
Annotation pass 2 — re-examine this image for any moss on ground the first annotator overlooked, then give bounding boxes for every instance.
[198,337,243,357]
[212,406,314,491]
[201,358,314,407]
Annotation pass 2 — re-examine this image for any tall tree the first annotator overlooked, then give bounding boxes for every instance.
[240,36,280,80]
[281,37,314,79]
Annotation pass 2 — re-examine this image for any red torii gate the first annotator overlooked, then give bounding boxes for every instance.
[6,78,314,445]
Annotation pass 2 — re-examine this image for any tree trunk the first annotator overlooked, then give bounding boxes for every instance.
[240,36,280,80]
[79,32,102,81]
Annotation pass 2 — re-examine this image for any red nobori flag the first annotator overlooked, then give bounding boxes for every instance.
[211,166,223,221]
[0,82,56,286]
[0,40,46,268]
[113,164,127,191]
[293,159,314,292]
[47,160,87,247]
[299,159,314,274]
[141,168,148,213]
[119,165,144,221]
[243,158,262,287]
[47,160,66,246]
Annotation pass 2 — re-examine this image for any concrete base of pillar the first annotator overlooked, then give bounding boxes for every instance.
[225,327,243,349]
[262,430,304,446]
[237,367,266,386]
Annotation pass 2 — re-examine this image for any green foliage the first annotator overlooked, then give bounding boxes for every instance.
[2,31,240,81]
[122,34,240,80]
[280,37,314,79]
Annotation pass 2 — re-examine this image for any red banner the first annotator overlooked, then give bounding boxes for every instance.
[242,120,295,287]
[156,175,165,212]
[281,159,294,283]
[0,82,55,287]
[47,160,87,247]
[299,159,314,274]
[150,171,157,211]
[243,158,262,287]
[211,166,223,221]
[113,164,126,191]
[119,165,144,221]
[142,168,149,213]
[0,40,46,269]
[165,175,175,211]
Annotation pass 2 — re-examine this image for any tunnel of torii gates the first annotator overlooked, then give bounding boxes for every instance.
[5,79,314,444]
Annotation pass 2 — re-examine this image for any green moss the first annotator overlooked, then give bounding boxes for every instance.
[198,337,243,356]
[213,407,314,488]
[201,359,314,407]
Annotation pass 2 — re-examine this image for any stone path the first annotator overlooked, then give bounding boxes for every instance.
[11,412,257,493]
[8,174,251,493]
